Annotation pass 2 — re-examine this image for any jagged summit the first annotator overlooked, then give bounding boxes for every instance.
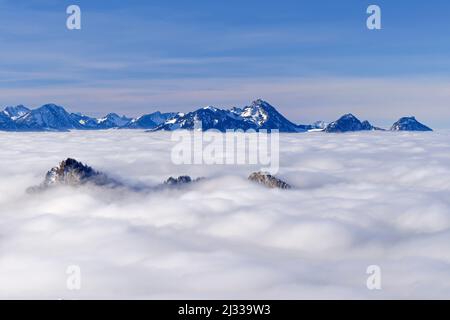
[390,116,432,131]
[239,99,303,132]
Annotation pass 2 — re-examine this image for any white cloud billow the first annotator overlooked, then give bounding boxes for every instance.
[0,130,449,299]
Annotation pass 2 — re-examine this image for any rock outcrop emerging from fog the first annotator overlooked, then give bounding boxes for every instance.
[30,159,293,192]
[28,158,204,192]
[29,158,120,192]
[248,172,292,189]
[163,176,203,186]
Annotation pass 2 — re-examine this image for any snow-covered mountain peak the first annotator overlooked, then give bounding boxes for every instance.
[241,104,269,126]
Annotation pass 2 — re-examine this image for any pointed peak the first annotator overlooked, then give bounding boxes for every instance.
[246,100,278,116]
[340,113,358,120]
[250,99,271,108]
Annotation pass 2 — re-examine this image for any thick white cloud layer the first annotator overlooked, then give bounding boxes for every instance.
[0,130,450,299]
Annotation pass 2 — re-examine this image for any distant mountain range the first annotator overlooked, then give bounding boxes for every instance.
[0,99,433,132]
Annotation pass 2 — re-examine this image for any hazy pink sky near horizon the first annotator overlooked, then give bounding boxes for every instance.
[1,77,449,128]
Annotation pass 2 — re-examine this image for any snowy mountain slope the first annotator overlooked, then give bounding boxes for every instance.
[238,99,307,132]
[3,105,30,120]
[152,107,256,132]
[70,113,100,129]
[14,104,82,131]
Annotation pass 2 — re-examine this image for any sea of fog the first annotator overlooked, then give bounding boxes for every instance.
[0,130,450,299]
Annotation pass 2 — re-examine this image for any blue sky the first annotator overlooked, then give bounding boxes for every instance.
[1,0,450,127]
